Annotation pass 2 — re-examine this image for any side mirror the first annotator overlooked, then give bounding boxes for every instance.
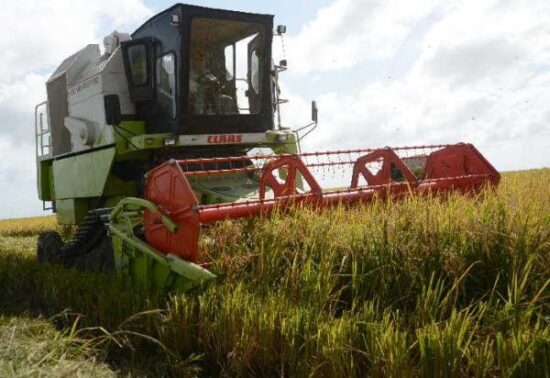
[279,59,287,68]
[276,25,287,35]
[311,100,318,123]
[104,95,122,125]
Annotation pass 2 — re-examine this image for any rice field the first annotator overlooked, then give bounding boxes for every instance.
[0,169,549,377]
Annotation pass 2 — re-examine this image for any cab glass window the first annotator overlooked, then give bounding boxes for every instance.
[156,53,177,119]
[127,44,148,85]
[251,50,260,94]
[189,18,265,115]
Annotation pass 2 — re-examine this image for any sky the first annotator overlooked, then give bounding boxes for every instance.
[0,0,549,219]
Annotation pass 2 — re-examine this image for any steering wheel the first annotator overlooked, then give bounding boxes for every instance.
[197,72,226,91]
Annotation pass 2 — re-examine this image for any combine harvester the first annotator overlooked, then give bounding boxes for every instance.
[34,4,499,291]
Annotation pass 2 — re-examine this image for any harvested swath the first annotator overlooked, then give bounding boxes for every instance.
[0,315,114,377]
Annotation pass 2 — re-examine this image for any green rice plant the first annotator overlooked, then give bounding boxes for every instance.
[0,169,548,376]
[467,334,496,377]
[494,319,549,378]
[353,306,413,377]
[0,215,58,237]
[416,308,477,377]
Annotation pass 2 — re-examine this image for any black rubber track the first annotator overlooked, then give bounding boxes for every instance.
[37,231,64,264]
[36,208,114,272]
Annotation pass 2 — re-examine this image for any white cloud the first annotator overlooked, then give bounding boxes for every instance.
[0,0,152,83]
[0,137,43,218]
[0,73,48,143]
[283,0,550,171]
[285,0,441,74]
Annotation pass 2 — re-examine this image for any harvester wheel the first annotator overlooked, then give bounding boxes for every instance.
[37,231,64,264]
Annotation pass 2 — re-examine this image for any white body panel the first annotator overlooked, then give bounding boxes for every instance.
[43,31,133,152]
[66,46,134,151]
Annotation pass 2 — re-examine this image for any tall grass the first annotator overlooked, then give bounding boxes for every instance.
[0,169,549,376]
[0,215,58,237]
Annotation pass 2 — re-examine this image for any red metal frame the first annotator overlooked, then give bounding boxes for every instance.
[259,155,322,203]
[144,161,200,261]
[351,148,417,187]
[143,143,500,261]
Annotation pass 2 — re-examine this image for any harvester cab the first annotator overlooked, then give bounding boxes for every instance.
[123,6,279,133]
[34,4,500,292]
